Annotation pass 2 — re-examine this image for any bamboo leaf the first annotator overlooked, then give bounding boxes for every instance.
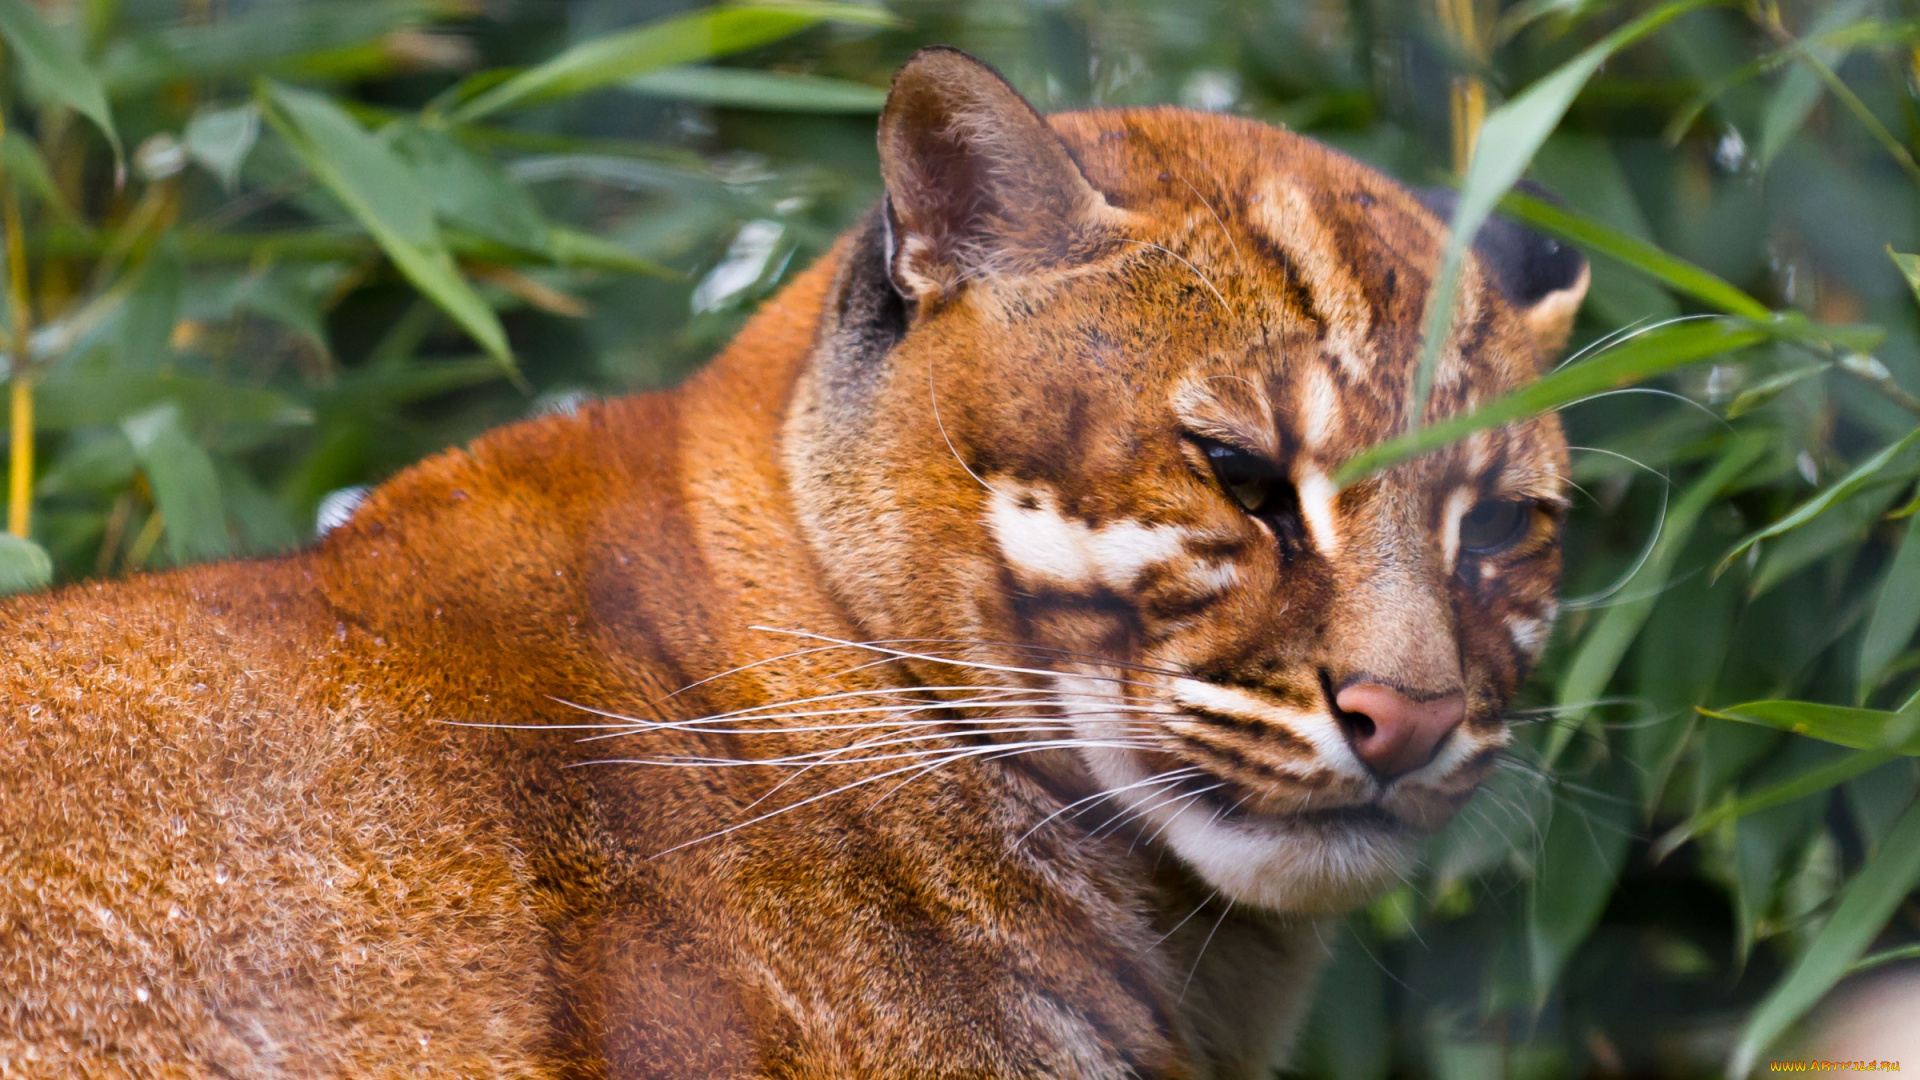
[1756,0,1871,172]
[1850,942,1920,976]
[1728,798,1920,1077]
[99,0,448,94]
[449,3,893,124]
[1700,700,1920,755]
[1719,426,1920,575]
[1746,478,1904,600]
[0,0,120,164]
[184,103,261,193]
[1724,362,1827,418]
[1546,436,1770,764]
[391,124,549,253]
[1337,320,1768,486]
[1652,749,1895,862]
[1859,515,1920,699]
[33,372,311,429]
[0,532,51,595]
[1529,761,1635,1009]
[122,403,228,565]
[626,66,887,112]
[259,81,512,368]
[1891,247,1920,310]
[0,130,74,221]
[1497,190,1771,320]
[1408,0,1715,430]
[545,227,678,278]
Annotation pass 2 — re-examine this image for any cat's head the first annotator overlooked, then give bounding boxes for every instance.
[786,48,1587,913]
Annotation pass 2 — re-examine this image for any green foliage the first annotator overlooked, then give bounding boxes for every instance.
[0,0,1916,1076]
[0,530,49,593]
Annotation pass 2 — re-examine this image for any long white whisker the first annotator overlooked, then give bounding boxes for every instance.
[1139,786,1222,851]
[1562,475,1670,610]
[1554,316,1653,371]
[1126,787,1222,853]
[572,699,1185,744]
[1118,238,1233,314]
[929,352,1000,496]
[1149,888,1222,950]
[557,684,1062,737]
[1013,767,1207,850]
[1179,899,1235,1004]
[1555,386,1732,429]
[631,726,1161,774]
[1553,313,1719,371]
[638,739,1165,858]
[748,628,1167,692]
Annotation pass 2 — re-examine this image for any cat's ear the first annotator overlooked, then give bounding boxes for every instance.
[1417,184,1590,354]
[877,46,1119,304]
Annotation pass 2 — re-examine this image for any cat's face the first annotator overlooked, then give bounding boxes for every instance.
[789,49,1586,913]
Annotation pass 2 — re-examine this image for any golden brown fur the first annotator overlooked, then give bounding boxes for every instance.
[1,49,1586,1078]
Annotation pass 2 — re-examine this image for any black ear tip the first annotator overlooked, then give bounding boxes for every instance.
[1415,183,1588,308]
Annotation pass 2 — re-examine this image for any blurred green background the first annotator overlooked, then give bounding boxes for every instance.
[1,0,1918,1076]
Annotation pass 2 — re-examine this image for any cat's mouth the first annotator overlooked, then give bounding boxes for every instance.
[1176,773,1405,832]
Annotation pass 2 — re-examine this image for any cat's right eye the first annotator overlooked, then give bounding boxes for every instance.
[1198,440,1308,554]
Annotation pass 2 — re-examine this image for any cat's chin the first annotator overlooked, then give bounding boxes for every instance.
[1076,745,1419,914]
[1149,797,1420,913]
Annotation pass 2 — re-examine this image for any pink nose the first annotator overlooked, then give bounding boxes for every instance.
[1333,683,1467,780]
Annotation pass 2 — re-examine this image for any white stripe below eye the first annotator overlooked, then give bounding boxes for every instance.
[1296,466,1340,555]
[986,483,1188,590]
[1442,486,1473,571]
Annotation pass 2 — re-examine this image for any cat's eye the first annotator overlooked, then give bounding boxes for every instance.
[1205,443,1281,513]
[1198,440,1307,554]
[1459,499,1533,555]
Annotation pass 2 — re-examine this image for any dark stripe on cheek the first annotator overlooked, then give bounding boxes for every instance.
[1176,706,1315,755]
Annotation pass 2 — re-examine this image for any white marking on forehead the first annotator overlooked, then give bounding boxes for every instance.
[1296,466,1341,555]
[1168,678,1366,779]
[1506,615,1549,657]
[986,482,1188,591]
[1299,365,1342,453]
[1465,431,1492,474]
[1441,487,1474,572]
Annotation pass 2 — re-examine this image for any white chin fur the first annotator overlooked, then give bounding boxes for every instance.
[1080,743,1416,914]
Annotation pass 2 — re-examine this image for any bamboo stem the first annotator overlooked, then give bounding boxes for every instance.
[0,103,30,540]
[1437,0,1489,175]
[6,378,27,538]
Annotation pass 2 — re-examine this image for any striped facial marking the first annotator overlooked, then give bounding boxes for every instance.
[986,483,1188,593]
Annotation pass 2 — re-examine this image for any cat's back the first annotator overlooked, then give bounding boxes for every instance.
[0,549,581,1073]
[0,401,691,1075]
[0,250,843,1076]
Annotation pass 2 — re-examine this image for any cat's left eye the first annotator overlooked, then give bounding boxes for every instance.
[1459,499,1533,555]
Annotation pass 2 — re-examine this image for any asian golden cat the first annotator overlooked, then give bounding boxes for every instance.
[0,47,1587,1079]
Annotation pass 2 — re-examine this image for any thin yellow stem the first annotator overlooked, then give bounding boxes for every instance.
[0,102,29,540]
[1437,0,1490,175]
[6,377,27,538]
